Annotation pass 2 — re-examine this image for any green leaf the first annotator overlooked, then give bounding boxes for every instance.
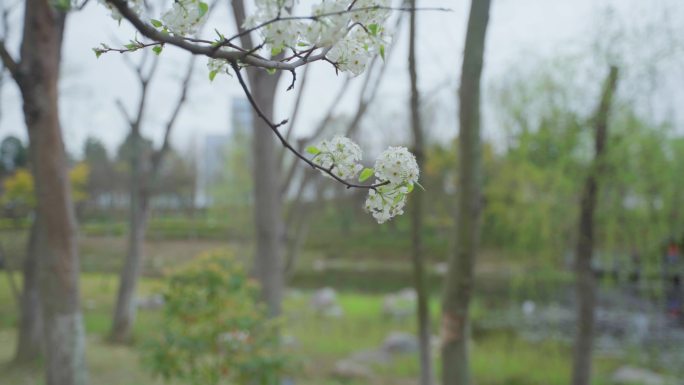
[305,146,321,155]
[209,70,218,81]
[367,23,379,36]
[393,193,404,205]
[271,46,282,57]
[359,168,374,182]
[92,48,103,59]
[150,19,163,28]
[266,68,277,75]
[125,43,139,50]
[198,2,209,17]
[407,183,414,193]
[379,45,385,61]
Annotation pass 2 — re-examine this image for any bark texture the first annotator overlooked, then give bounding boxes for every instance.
[408,2,433,384]
[441,1,491,384]
[15,1,87,384]
[232,0,285,316]
[571,66,619,385]
[14,218,44,362]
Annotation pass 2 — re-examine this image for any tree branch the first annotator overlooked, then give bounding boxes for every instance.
[0,41,18,79]
[115,99,133,125]
[104,0,447,72]
[230,61,387,191]
[280,74,353,196]
[106,0,331,71]
[150,57,196,178]
[0,3,18,79]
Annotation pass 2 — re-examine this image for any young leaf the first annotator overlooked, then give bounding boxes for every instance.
[367,23,379,36]
[150,19,163,28]
[152,46,163,55]
[379,45,385,61]
[198,2,209,17]
[305,146,321,155]
[92,48,102,59]
[393,193,404,205]
[209,70,218,82]
[359,168,374,182]
[407,183,414,193]
[266,68,277,75]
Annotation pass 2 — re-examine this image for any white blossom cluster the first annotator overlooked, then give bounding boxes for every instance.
[373,146,419,185]
[207,48,236,80]
[100,0,393,77]
[160,0,209,36]
[364,147,419,223]
[309,138,420,224]
[311,136,364,180]
[245,0,393,76]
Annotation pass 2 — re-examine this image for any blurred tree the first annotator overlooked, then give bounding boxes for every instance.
[83,137,116,208]
[2,169,35,220]
[572,66,619,385]
[109,48,196,343]
[441,1,491,385]
[0,135,28,176]
[0,1,87,383]
[230,0,285,317]
[407,1,433,384]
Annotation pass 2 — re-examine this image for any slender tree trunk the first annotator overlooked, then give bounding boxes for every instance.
[571,66,619,385]
[441,1,491,384]
[110,135,149,342]
[14,217,44,363]
[408,2,434,384]
[16,1,87,384]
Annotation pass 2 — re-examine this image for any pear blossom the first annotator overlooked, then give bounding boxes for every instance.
[350,0,392,25]
[312,136,363,180]
[262,14,305,51]
[365,182,410,224]
[373,146,419,185]
[161,0,208,36]
[207,57,231,79]
[304,0,350,46]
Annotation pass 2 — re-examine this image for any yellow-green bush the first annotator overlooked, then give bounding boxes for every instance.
[145,250,291,385]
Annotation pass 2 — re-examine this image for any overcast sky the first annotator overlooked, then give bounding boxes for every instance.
[0,0,682,158]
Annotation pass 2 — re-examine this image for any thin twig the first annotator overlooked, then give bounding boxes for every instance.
[230,61,388,191]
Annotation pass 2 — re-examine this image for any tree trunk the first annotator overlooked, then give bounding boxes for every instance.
[110,122,146,343]
[441,1,491,385]
[17,1,87,384]
[14,217,44,363]
[571,66,619,385]
[250,73,284,316]
[231,0,286,317]
[110,136,149,342]
[408,2,434,384]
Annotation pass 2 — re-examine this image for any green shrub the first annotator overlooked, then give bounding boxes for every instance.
[145,250,292,385]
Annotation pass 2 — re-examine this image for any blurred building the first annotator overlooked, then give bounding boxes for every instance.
[231,97,253,137]
[195,97,254,208]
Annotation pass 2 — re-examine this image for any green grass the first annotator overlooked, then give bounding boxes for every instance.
[0,273,644,385]
[0,229,661,385]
